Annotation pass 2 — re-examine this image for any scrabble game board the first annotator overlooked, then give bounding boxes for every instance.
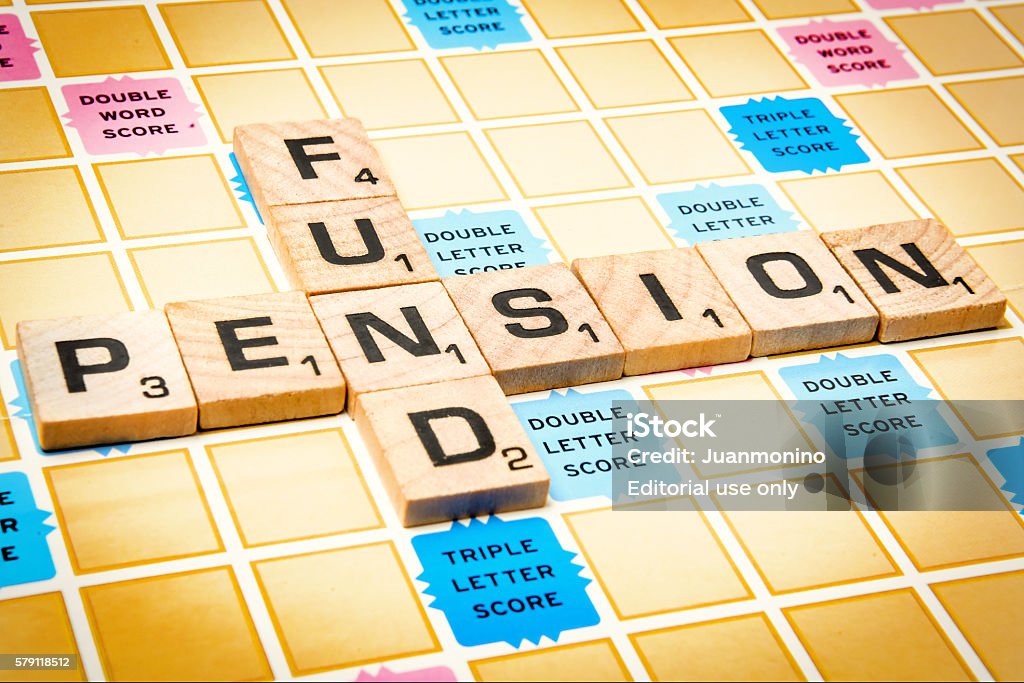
[2,0,1024,680]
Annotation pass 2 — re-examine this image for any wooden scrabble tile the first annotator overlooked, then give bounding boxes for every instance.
[820,219,1006,342]
[266,197,437,295]
[696,231,878,356]
[233,118,394,214]
[572,248,751,375]
[353,375,549,527]
[16,310,196,451]
[443,263,624,394]
[310,281,489,412]
[165,291,344,429]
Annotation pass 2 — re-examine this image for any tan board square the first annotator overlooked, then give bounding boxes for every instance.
[194,68,326,143]
[834,87,982,159]
[910,338,1024,439]
[573,248,751,375]
[0,166,101,252]
[267,197,437,295]
[751,0,857,19]
[31,6,170,77]
[159,0,294,67]
[82,567,270,682]
[534,197,673,262]
[96,155,244,240]
[992,4,1024,44]
[166,291,345,429]
[565,501,751,619]
[885,10,1023,76]
[470,640,631,682]
[0,397,17,462]
[17,311,197,451]
[375,132,507,210]
[696,231,878,356]
[631,614,803,682]
[253,543,439,674]
[785,590,971,681]
[669,30,806,98]
[820,219,1006,342]
[445,263,624,394]
[207,428,381,547]
[442,50,578,120]
[0,254,131,351]
[280,0,413,57]
[46,450,222,573]
[521,0,641,38]
[234,118,394,213]
[947,76,1024,146]
[636,0,750,29]
[486,121,630,198]
[354,376,549,527]
[779,171,918,233]
[968,239,1024,319]
[606,110,750,185]
[0,593,83,683]
[321,60,458,130]
[128,237,275,309]
[933,570,1024,682]
[311,282,489,412]
[557,41,693,109]
[896,158,1024,237]
[0,87,71,163]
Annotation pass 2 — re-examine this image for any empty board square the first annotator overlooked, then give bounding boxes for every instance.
[165,291,345,429]
[521,0,641,38]
[95,155,244,239]
[669,31,806,98]
[784,590,972,681]
[534,197,673,262]
[696,231,878,356]
[194,69,327,143]
[280,0,413,57]
[992,4,1024,44]
[573,248,751,375]
[636,0,750,29]
[310,281,489,412]
[556,41,693,109]
[0,166,101,252]
[442,50,578,120]
[374,132,507,209]
[253,543,438,674]
[128,238,275,308]
[0,593,83,683]
[17,310,197,451]
[0,87,71,163]
[46,450,222,573]
[354,376,549,527]
[444,263,624,394]
[947,76,1024,146]
[896,158,1024,237]
[0,399,17,462]
[631,615,802,682]
[321,60,458,130]
[821,219,1006,342]
[835,87,982,159]
[234,118,394,214]
[486,121,630,198]
[885,10,1023,76]
[968,239,1024,318]
[751,0,857,19]
[0,254,131,351]
[31,6,170,77]
[779,171,918,233]
[82,567,270,682]
[565,501,751,618]
[266,197,437,295]
[470,640,630,682]
[606,110,750,185]
[159,0,294,67]
[932,570,1024,681]
[207,428,381,547]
